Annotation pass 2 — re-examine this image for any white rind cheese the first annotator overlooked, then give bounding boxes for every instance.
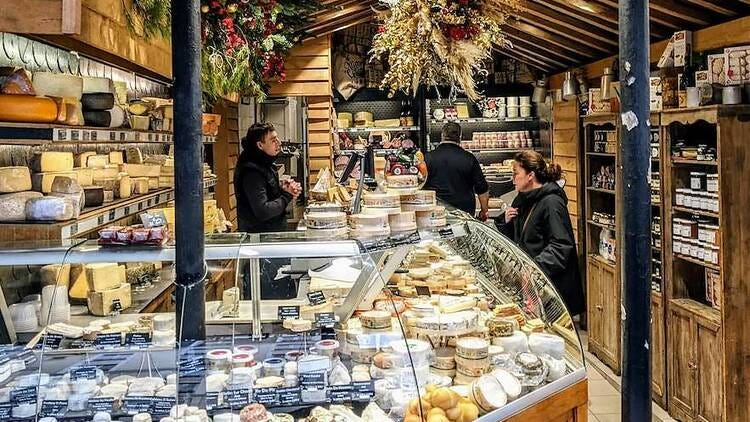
[25,196,75,220]
[0,191,42,221]
[0,167,32,193]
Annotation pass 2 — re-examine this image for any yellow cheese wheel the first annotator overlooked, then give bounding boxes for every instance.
[0,94,58,123]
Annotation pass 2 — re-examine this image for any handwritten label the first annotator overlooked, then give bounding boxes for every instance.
[88,396,114,412]
[277,387,301,407]
[152,396,176,417]
[277,305,300,320]
[299,372,326,388]
[224,388,251,408]
[438,226,455,239]
[140,210,168,228]
[314,312,335,328]
[125,332,152,348]
[178,357,205,375]
[307,290,326,306]
[95,332,122,349]
[415,286,431,297]
[70,365,97,381]
[11,386,36,405]
[253,388,279,407]
[0,404,10,419]
[40,400,68,418]
[205,392,221,411]
[328,384,352,403]
[42,333,63,349]
[352,381,375,401]
[123,396,154,414]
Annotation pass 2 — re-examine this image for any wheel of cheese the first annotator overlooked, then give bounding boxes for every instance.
[81,93,115,111]
[83,110,111,127]
[109,105,126,128]
[0,167,32,193]
[0,94,58,123]
[0,191,42,221]
[25,196,75,221]
[32,72,83,99]
[82,77,113,94]
[83,186,104,207]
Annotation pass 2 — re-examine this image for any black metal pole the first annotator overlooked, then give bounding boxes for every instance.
[172,0,206,341]
[619,0,651,420]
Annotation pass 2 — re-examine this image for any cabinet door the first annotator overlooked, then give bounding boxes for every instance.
[651,294,666,405]
[668,304,697,420]
[696,318,723,422]
[586,259,603,353]
[599,261,621,370]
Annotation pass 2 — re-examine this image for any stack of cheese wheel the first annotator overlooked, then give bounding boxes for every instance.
[401,190,437,212]
[454,337,490,385]
[304,209,348,239]
[349,212,390,238]
[362,192,402,215]
[389,211,418,232]
[416,205,448,228]
[386,174,419,194]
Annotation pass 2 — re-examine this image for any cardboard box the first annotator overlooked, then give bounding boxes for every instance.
[588,88,612,114]
[650,77,663,111]
[724,45,750,85]
[695,70,712,105]
[658,39,675,69]
[673,30,692,67]
[708,54,727,85]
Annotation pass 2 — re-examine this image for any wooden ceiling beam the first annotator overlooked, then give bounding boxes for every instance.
[312,15,374,38]
[303,2,374,31]
[680,0,739,16]
[495,48,555,72]
[306,8,373,35]
[587,0,683,30]
[309,0,362,17]
[502,32,582,66]
[528,0,617,35]
[516,15,615,54]
[501,26,591,63]
[520,2,617,46]
[502,42,569,69]
[504,21,602,58]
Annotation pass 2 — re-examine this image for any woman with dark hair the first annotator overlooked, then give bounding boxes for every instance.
[495,151,585,316]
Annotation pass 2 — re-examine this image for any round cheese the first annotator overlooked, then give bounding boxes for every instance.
[153,314,174,331]
[360,310,392,329]
[491,368,522,400]
[455,355,490,377]
[305,211,347,229]
[431,347,456,370]
[305,226,348,239]
[388,211,417,232]
[456,337,489,359]
[471,375,507,412]
[400,190,436,205]
[0,191,42,222]
[362,193,401,209]
[492,330,529,354]
[0,167,32,193]
[0,94,58,123]
[529,332,566,359]
[386,174,418,189]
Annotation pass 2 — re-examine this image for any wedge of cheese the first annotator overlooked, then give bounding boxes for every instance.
[30,152,74,173]
[85,263,125,292]
[75,152,96,168]
[40,264,71,287]
[86,155,109,168]
[0,167,32,193]
[87,283,132,316]
[32,172,78,193]
[108,151,124,164]
[68,264,88,301]
[132,177,149,194]
[73,168,94,186]
[119,164,161,178]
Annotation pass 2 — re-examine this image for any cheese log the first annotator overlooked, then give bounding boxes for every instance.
[25,196,75,221]
[103,190,114,202]
[75,152,96,168]
[0,191,43,221]
[83,110,111,127]
[51,176,82,194]
[32,72,83,99]
[109,105,126,128]
[119,164,161,178]
[86,155,109,169]
[92,166,119,179]
[73,168,94,186]
[126,147,143,164]
[83,186,104,207]
[82,77,113,94]
[108,151,124,164]
[132,177,149,194]
[68,264,88,301]
[30,152,74,173]
[148,177,159,190]
[40,264,71,287]
[115,176,132,199]
[87,283,132,316]
[85,263,125,291]
[93,177,116,191]
[0,94,58,123]
[0,167,32,193]
[49,192,84,216]
[32,172,78,193]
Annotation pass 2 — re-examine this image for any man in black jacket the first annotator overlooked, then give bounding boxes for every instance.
[235,123,300,233]
[423,123,490,220]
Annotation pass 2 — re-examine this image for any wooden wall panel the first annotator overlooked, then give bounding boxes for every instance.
[0,0,80,34]
[212,101,240,228]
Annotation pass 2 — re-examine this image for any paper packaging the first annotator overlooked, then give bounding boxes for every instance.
[650,77,663,111]
[695,71,712,105]
[657,39,674,69]
[708,54,727,85]
[724,45,750,86]
[588,88,611,114]
[673,30,692,67]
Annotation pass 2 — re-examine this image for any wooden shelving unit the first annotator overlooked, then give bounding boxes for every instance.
[661,105,750,422]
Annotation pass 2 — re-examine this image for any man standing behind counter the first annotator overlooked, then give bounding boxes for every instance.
[423,122,490,220]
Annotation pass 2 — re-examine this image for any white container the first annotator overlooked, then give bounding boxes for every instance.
[519,96,531,106]
[506,106,519,118]
[676,189,688,206]
[520,105,532,118]
[497,105,507,118]
[507,97,519,106]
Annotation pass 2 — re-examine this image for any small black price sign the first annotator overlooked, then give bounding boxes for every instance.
[43,333,63,349]
[88,396,115,412]
[277,387,301,407]
[224,388,251,408]
[277,305,300,321]
[15,350,35,365]
[253,388,279,407]
[205,392,221,411]
[351,381,375,401]
[140,210,168,228]
[314,312,336,328]
[125,332,152,348]
[307,290,326,306]
[438,226,455,239]
[299,372,326,388]
[415,286,431,297]
[123,396,154,414]
[70,365,97,381]
[40,400,68,418]
[328,384,352,404]
[11,386,36,405]
[151,397,176,417]
[178,357,205,375]
[95,332,122,349]
[0,403,11,419]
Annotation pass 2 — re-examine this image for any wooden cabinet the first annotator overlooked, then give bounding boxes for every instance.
[668,299,723,422]
[651,292,666,407]
[587,256,621,373]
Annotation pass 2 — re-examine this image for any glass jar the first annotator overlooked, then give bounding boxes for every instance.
[690,172,707,191]
[706,174,719,193]
[676,189,689,206]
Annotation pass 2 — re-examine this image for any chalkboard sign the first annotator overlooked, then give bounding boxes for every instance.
[123,396,154,414]
[152,397,176,417]
[315,312,335,328]
[307,290,326,306]
[178,357,205,375]
[277,387,301,407]
[328,384,352,403]
[95,332,122,349]
[438,226,455,239]
[351,381,376,401]
[0,404,11,419]
[88,396,115,412]
[70,365,97,381]
[42,333,63,349]
[253,388,279,407]
[224,388,251,408]
[40,400,68,418]
[205,392,220,411]
[125,332,152,348]
[299,372,326,388]
[11,386,36,405]
[277,306,300,320]
[415,286,431,297]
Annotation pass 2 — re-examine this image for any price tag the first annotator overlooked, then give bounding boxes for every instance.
[95,332,122,349]
[123,396,154,414]
[438,226,455,239]
[224,388,251,408]
[70,365,97,381]
[358,237,393,253]
[277,305,300,321]
[299,372,326,388]
[151,396,176,417]
[351,381,375,401]
[178,357,205,375]
[111,298,123,314]
[140,210,168,228]
[314,312,335,328]
[0,404,11,419]
[328,384,352,404]
[307,290,326,306]
[253,388,279,407]
[40,400,68,418]
[205,392,221,411]
[125,332,152,348]
[415,286,431,297]
[392,231,421,246]
[11,386,36,405]
[277,387,301,407]
[43,333,63,349]
[88,396,115,412]
[15,350,35,365]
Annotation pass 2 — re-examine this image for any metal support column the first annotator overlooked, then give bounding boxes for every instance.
[619,0,651,420]
[172,0,206,341]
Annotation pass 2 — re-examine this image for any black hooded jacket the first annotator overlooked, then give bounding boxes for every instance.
[495,182,585,315]
[234,148,292,233]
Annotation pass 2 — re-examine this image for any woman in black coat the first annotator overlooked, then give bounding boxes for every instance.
[495,151,585,316]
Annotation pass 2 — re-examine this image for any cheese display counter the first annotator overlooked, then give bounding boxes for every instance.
[0,209,586,421]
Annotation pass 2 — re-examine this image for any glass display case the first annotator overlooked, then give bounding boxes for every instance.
[0,208,585,421]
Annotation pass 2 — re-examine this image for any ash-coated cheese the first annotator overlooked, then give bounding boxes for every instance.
[86,155,109,168]
[85,263,125,292]
[32,172,78,193]
[31,152,74,173]
[83,186,104,207]
[87,283,132,316]
[132,177,149,194]
[51,176,82,194]
[75,152,96,168]
[92,166,119,180]
[73,168,93,186]
[0,167,32,193]
[25,196,75,221]
[108,151,124,164]
[0,191,42,221]
[40,264,71,287]
[115,175,132,199]
[119,163,161,178]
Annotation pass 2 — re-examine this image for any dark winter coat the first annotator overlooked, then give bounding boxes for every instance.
[495,182,585,315]
[235,150,292,233]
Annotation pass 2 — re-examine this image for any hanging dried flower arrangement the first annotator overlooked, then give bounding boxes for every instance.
[371,0,520,100]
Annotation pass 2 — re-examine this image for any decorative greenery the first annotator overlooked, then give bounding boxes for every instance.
[124,0,171,40]
[371,0,520,100]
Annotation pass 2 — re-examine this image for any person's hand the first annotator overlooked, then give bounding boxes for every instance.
[479,209,489,222]
[281,181,296,196]
[505,207,518,223]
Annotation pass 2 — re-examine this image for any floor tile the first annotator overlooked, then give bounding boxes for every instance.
[587,367,604,380]
[589,395,622,414]
[593,414,619,422]
[588,412,599,422]
[588,379,618,397]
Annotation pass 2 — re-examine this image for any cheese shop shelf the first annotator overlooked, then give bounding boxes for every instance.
[586,152,616,158]
[672,206,719,219]
[413,325,478,336]
[0,122,216,144]
[674,254,721,271]
[586,187,616,195]
[335,126,419,133]
[670,158,718,166]
[430,117,537,124]
[587,220,616,231]
[467,147,540,154]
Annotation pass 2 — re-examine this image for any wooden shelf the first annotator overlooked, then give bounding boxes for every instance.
[672,206,719,219]
[587,187,616,195]
[0,122,216,145]
[674,253,721,271]
[430,117,537,124]
[589,253,616,269]
[669,298,721,325]
[587,220,615,230]
[336,126,419,133]
[468,148,539,154]
[587,152,616,158]
[671,158,718,166]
